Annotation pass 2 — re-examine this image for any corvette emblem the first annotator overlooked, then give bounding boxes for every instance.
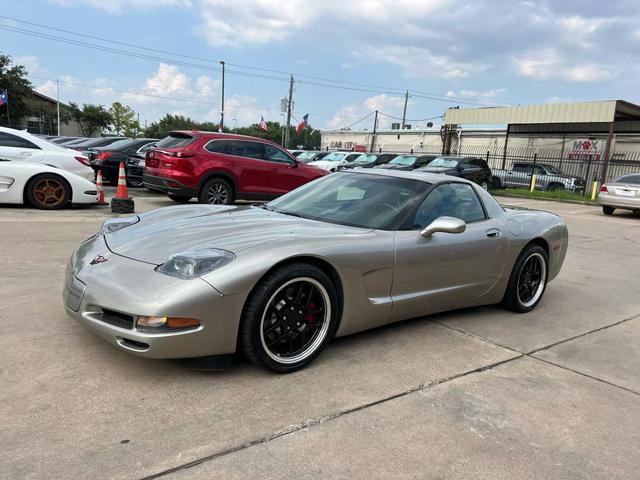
[90,255,108,265]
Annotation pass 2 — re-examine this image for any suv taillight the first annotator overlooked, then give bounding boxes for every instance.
[600,184,608,193]
[75,156,90,166]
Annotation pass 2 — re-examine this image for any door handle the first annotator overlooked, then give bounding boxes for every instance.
[486,228,502,238]
[19,151,32,157]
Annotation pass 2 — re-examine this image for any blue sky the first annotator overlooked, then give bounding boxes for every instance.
[1,0,639,130]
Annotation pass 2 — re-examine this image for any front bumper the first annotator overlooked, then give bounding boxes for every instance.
[63,235,247,359]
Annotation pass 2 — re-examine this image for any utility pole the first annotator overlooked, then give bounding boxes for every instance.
[219,60,225,132]
[284,75,294,148]
[370,110,379,152]
[401,90,409,129]
[56,78,61,135]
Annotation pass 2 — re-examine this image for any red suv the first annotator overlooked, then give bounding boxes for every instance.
[143,131,327,204]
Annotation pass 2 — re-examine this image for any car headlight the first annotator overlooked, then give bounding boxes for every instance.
[99,216,139,235]
[156,248,235,280]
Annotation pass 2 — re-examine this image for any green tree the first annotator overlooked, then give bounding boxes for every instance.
[0,54,34,127]
[109,101,137,136]
[69,102,113,137]
[144,114,204,138]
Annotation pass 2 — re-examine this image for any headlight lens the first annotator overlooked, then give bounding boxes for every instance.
[99,216,139,235]
[156,248,235,279]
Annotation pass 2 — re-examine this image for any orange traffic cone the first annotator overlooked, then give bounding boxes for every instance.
[96,170,108,205]
[110,162,135,214]
[114,162,129,199]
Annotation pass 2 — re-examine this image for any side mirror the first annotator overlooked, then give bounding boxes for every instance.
[420,216,466,238]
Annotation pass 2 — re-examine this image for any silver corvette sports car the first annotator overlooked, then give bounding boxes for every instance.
[64,170,568,372]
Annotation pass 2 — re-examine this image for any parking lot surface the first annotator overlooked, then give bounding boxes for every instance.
[1,191,639,479]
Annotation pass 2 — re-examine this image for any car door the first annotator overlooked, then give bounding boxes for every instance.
[391,182,508,319]
[263,144,305,194]
[459,158,483,183]
[0,132,42,161]
[222,140,275,195]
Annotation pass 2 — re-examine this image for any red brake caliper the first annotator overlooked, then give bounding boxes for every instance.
[304,302,316,323]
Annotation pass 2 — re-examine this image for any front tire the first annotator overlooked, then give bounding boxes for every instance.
[26,174,70,210]
[603,206,615,215]
[503,244,548,313]
[199,178,234,205]
[240,263,339,372]
[479,179,489,190]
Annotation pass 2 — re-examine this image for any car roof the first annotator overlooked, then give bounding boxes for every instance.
[341,167,476,186]
[171,130,280,144]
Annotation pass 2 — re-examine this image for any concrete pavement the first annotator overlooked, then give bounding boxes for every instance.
[0,192,639,479]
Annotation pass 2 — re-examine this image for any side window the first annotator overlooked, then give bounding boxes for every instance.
[533,166,545,175]
[204,140,227,154]
[137,143,156,154]
[226,140,265,160]
[264,144,293,163]
[0,132,40,149]
[412,183,486,229]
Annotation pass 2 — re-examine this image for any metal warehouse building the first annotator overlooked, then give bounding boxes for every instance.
[321,99,640,184]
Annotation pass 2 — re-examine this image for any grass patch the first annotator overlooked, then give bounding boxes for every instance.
[491,188,596,203]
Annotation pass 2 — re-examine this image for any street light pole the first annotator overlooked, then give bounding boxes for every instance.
[219,60,225,132]
[56,78,61,135]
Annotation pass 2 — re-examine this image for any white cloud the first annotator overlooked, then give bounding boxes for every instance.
[14,55,44,75]
[352,45,487,80]
[326,94,408,130]
[514,48,614,82]
[446,89,507,104]
[197,0,313,47]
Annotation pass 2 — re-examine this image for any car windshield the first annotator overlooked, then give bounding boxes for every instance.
[103,139,137,150]
[265,172,428,229]
[321,152,348,161]
[353,154,378,164]
[157,133,196,149]
[390,155,417,165]
[428,157,460,168]
[297,151,318,160]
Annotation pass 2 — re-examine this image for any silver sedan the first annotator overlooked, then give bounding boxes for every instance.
[64,170,568,372]
[598,173,640,216]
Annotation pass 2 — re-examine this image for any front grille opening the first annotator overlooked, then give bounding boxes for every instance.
[101,309,134,330]
[119,338,149,351]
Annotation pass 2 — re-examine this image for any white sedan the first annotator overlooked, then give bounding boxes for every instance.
[307,151,362,172]
[0,127,95,181]
[0,161,98,209]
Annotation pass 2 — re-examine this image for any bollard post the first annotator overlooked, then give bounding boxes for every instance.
[530,174,536,192]
[591,180,599,200]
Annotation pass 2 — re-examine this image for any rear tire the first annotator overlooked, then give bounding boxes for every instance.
[168,194,192,203]
[603,206,615,215]
[479,179,490,190]
[199,178,234,205]
[240,263,339,373]
[503,244,548,313]
[26,174,70,210]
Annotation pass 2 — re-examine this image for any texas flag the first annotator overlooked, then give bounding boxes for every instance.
[296,114,309,134]
[259,116,268,131]
[0,90,7,107]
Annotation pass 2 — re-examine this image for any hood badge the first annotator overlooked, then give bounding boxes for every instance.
[90,255,108,265]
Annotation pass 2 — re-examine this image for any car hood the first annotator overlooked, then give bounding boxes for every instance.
[308,160,342,169]
[105,204,371,264]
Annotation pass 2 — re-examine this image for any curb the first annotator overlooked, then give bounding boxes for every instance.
[492,192,598,207]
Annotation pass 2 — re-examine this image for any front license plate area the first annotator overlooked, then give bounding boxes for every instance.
[66,277,86,312]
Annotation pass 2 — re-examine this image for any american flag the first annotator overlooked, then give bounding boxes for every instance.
[259,116,268,131]
[0,90,7,107]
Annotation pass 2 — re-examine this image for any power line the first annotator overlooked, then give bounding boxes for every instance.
[0,16,510,107]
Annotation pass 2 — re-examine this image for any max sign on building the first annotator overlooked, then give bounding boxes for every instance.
[567,139,604,160]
